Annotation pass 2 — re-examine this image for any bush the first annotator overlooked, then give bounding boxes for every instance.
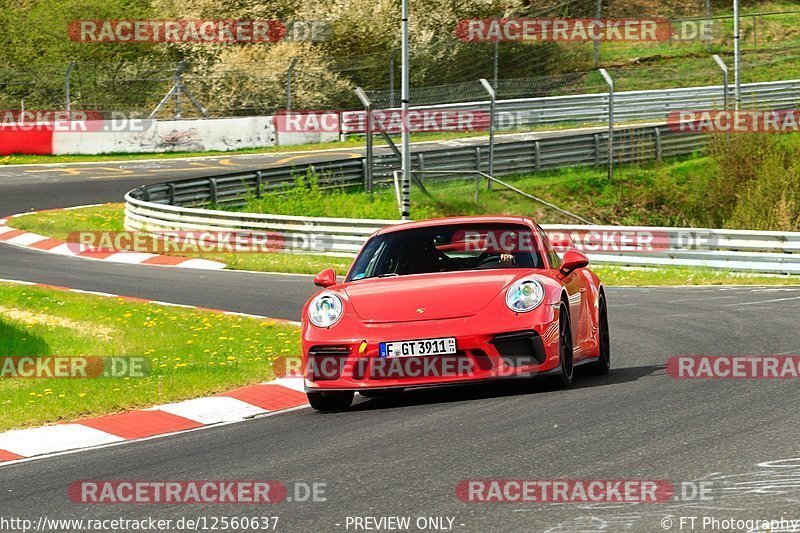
[706,133,800,230]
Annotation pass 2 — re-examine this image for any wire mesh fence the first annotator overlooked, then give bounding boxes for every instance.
[0,36,799,120]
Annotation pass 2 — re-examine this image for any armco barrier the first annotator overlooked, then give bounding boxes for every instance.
[342,78,800,133]
[126,121,708,210]
[125,192,800,274]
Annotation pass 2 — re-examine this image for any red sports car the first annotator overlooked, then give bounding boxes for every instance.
[300,215,610,411]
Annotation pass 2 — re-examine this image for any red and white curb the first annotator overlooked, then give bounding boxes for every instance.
[0,277,306,465]
[0,377,308,464]
[0,208,226,270]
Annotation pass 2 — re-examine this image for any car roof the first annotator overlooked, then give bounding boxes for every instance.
[375,215,535,236]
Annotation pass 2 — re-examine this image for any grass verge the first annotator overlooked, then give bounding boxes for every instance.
[0,282,300,432]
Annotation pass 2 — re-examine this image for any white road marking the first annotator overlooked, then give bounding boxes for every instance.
[730,295,800,306]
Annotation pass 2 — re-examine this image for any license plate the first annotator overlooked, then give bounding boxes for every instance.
[379,337,457,358]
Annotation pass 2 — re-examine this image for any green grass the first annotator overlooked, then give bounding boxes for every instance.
[0,283,300,431]
[596,1,800,87]
[592,265,800,286]
[240,159,715,227]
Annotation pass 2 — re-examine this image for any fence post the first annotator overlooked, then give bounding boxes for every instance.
[734,0,741,110]
[599,68,614,182]
[355,87,373,193]
[286,57,298,111]
[705,0,712,51]
[175,60,188,119]
[389,49,397,108]
[492,12,502,88]
[476,146,482,172]
[752,15,757,46]
[65,61,76,114]
[479,78,495,187]
[593,0,602,66]
[712,54,729,110]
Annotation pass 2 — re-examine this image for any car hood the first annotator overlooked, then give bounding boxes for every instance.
[343,270,528,322]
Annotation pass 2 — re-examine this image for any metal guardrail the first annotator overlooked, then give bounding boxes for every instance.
[124,192,398,255]
[128,122,710,211]
[124,193,800,273]
[341,79,800,133]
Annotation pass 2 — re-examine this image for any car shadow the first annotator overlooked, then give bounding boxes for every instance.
[345,363,665,412]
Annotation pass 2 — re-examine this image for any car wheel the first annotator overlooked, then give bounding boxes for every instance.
[307,391,354,412]
[550,303,574,388]
[593,293,611,375]
[359,388,404,399]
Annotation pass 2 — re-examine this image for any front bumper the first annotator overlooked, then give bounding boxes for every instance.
[302,309,561,392]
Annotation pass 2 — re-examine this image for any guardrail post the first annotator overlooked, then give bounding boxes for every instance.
[594,133,601,167]
[255,171,263,199]
[208,178,218,205]
[654,128,662,162]
[167,183,175,205]
[534,141,541,172]
[599,68,614,182]
[475,146,482,172]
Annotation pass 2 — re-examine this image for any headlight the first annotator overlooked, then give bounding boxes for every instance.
[505,279,545,313]
[308,292,344,327]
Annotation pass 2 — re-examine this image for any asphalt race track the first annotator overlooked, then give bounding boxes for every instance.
[1,146,799,532]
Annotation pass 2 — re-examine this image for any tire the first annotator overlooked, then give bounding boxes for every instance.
[593,292,611,375]
[307,391,354,412]
[359,388,404,399]
[549,303,574,388]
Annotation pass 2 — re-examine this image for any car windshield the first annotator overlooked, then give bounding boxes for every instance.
[346,223,544,281]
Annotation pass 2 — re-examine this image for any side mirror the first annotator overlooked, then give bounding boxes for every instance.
[559,250,589,275]
[314,268,336,288]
